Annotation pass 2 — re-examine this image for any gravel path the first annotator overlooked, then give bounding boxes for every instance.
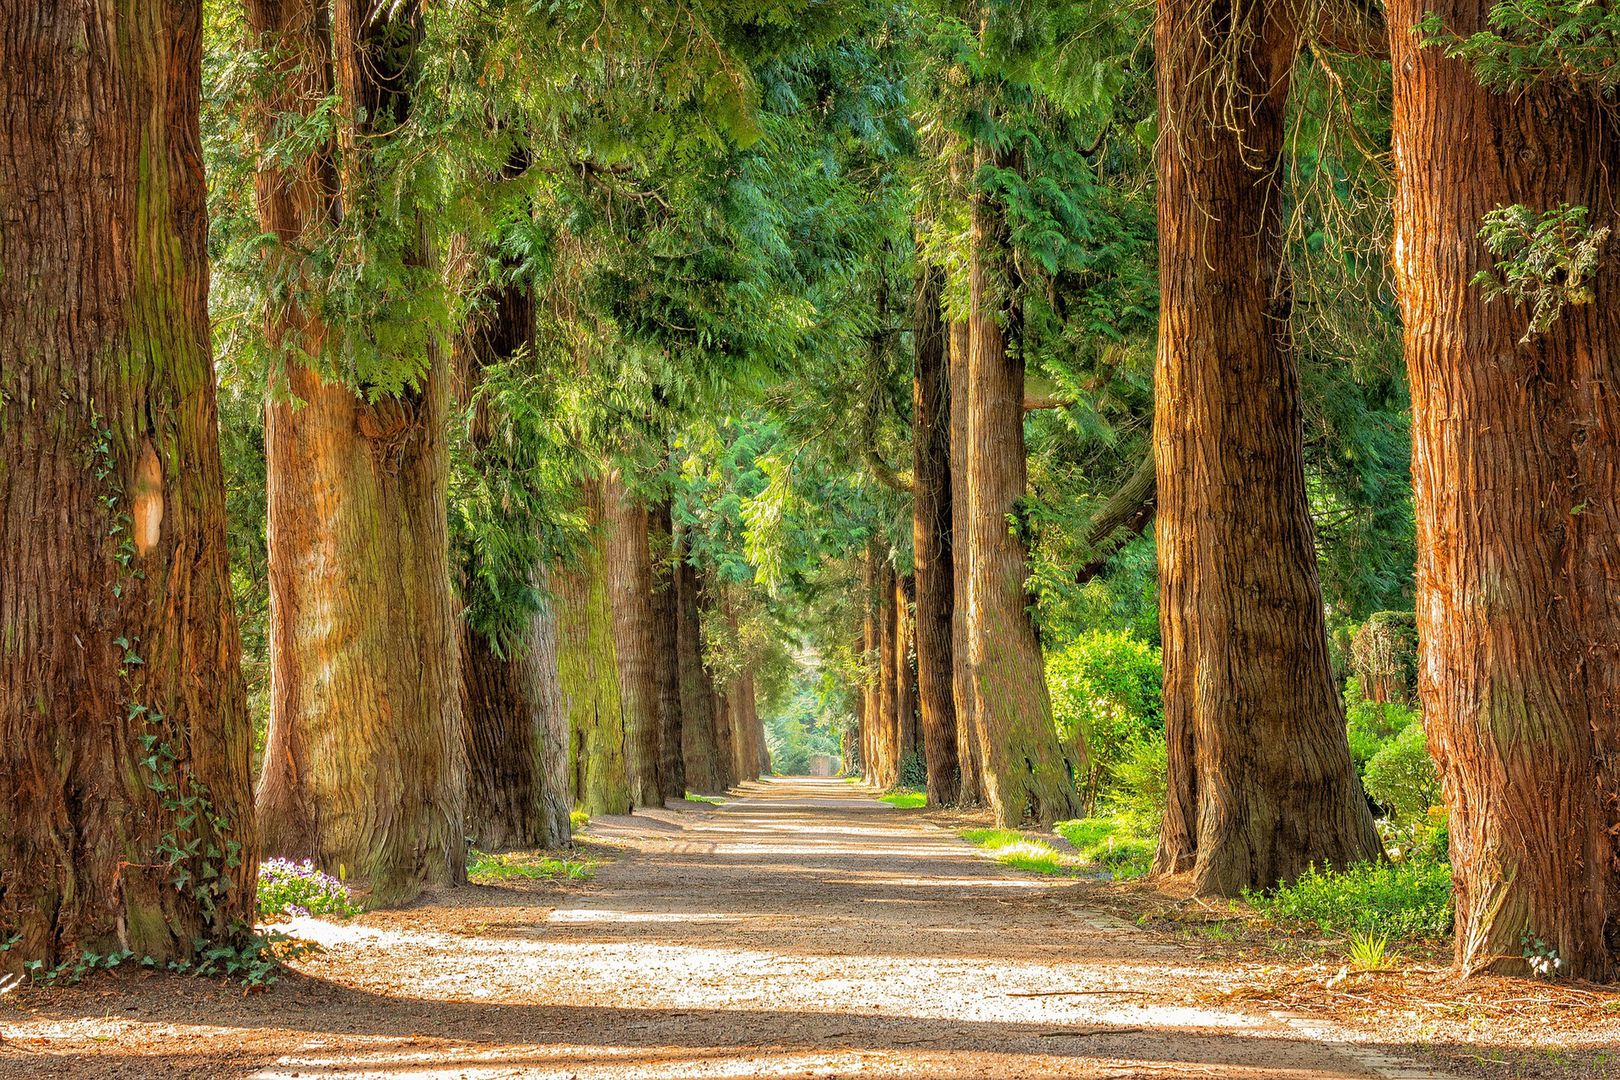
[2,776,1431,1079]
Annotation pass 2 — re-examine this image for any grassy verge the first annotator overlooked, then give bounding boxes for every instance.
[959,828,1087,875]
[1054,815,1155,879]
[878,789,925,808]
[468,849,595,884]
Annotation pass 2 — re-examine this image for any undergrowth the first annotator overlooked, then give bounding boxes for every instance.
[1244,858,1453,942]
[467,849,595,883]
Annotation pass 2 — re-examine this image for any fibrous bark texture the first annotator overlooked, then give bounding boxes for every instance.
[650,501,687,797]
[912,266,961,805]
[605,471,665,807]
[250,0,466,906]
[555,480,631,817]
[965,148,1082,827]
[1388,0,1620,978]
[675,545,725,792]
[0,0,257,967]
[1152,0,1380,894]
[459,584,569,851]
[948,319,983,806]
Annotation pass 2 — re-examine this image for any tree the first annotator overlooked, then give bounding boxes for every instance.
[1388,0,1620,978]
[556,477,632,816]
[650,501,688,796]
[248,0,466,905]
[453,239,571,853]
[0,0,257,967]
[1151,0,1380,893]
[911,264,961,804]
[964,140,1083,826]
[606,470,666,807]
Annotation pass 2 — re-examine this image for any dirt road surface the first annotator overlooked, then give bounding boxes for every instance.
[1,777,1449,1079]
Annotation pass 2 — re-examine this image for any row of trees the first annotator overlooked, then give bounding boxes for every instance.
[847,0,1620,982]
[1,0,1615,986]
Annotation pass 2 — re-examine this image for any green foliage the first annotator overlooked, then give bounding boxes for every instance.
[1046,630,1162,810]
[1245,860,1454,941]
[1420,0,1620,95]
[467,850,595,883]
[1054,815,1154,878]
[1472,203,1610,341]
[1364,722,1443,825]
[1344,679,1421,773]
[1110,732,1168,831]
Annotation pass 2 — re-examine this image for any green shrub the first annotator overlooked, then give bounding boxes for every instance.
[1110,731,1167,829]
[1344,679,1420,772]
[898,748,927,790]
[1055,815,1154,878]
[1365,721,1443,822]
[1244,859,1453,941]
[1047,631,1163,810]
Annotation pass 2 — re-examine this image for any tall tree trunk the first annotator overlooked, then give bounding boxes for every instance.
[874,559,900,789]
[949,319,983,806]
[650,501,686,797]
[1388,0,1620,978]
[912,265,961,805]
[1152,0,1380,894]
[896,573,919,769]
[605,471,664,807]
[251,0,465,905]
[555,479,630,817]
[675,546,724,792]
[459,582,569,850]
[965,146,1082,826]
[698,570,737,789]
[0,0,257,968]
[455,263,569,852]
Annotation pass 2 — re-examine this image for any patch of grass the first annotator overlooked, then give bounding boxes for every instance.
[569,810,590,833]
[683,793,725,805]
[1346,928,1394,971]
[1053,815,1155,879]
[1244,858,1453,942]
[959,828,1083,876]
[468,849,594,884]
[878,790,925,808]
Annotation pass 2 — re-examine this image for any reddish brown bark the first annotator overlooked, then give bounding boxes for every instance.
[965,146,1082,826]
[250,0,466,905]
[1388,0,1620,978]
[605,471,665,808]
[675,545,725,792]
[1152,0,1380,894]
[649,501,687,797]
[0,0,257,967]
[948,319,983,807]
[912,265,962,805]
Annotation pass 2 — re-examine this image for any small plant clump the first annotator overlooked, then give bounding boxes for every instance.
[257,858,361,919]
[1244,859,1454,942]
